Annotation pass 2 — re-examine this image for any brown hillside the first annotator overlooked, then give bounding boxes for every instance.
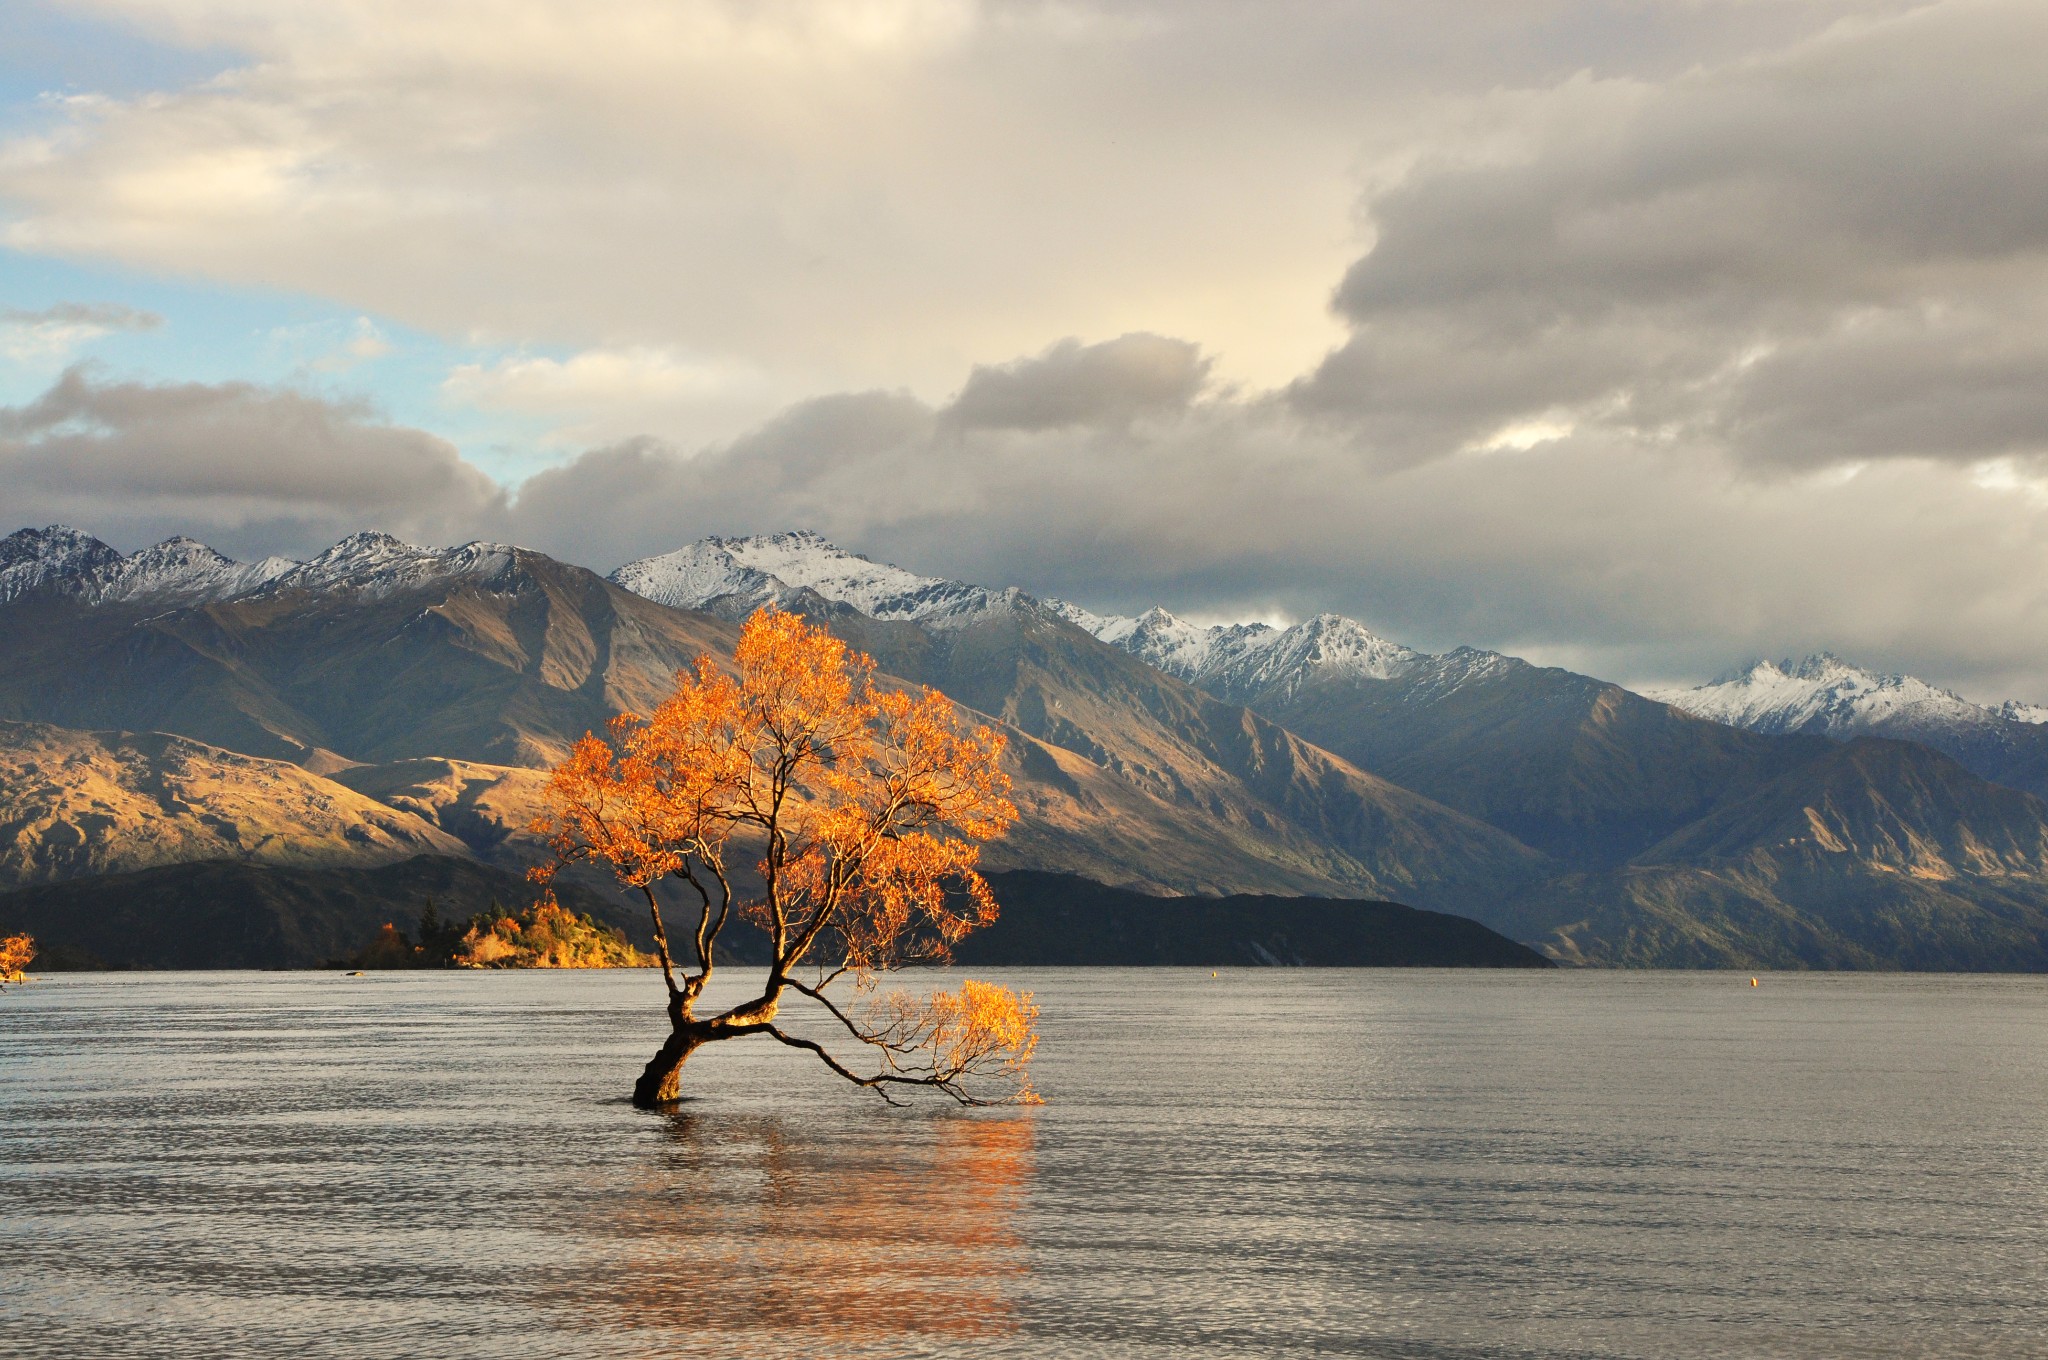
[0,719,465,887]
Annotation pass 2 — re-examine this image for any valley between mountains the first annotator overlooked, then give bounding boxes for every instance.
[7,525,2048,970]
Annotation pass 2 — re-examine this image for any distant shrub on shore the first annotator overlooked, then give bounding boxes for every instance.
[0,932,32,985]
[452,898,652,969]
[337,898,651,970]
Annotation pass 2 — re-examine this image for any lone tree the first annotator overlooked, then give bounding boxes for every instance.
[533,607,1039,1108]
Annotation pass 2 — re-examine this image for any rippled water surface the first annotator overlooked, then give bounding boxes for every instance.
[5,969,2048,1358]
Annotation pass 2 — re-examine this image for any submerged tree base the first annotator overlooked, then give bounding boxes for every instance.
[635,1028,704,1107]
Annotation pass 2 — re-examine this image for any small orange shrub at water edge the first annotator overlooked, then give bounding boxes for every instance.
[454,898,654,969]
[0,933,33,985]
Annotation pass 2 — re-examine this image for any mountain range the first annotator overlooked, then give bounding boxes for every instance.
[7,523,2048,970]
[1648,653,2048,799]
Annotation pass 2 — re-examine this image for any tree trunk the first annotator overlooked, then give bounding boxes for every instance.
[633,1025,706,1107]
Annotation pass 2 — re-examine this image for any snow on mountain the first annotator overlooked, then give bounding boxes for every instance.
[270,532,518,599]
[1645,652,2048,798]
[614,531,1451,707]
[610,531,1014,627]
[1384,646,1526,702]
[1,526,295,606]
[98,537,296,604]
[1643,653,2002,739]
[0,525,521,608]
[1050,603,1425,701]
[0,526,124,603]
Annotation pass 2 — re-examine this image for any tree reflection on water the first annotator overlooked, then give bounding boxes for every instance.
[557,1111,1037,1355]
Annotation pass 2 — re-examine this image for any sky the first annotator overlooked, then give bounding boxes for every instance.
[5,0,2048,699]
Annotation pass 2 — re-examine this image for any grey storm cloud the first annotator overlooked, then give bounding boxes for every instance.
[1294,0,2048,471]
[0,369,507,558]
[946,335,1211,432]
[500,383,2048,702]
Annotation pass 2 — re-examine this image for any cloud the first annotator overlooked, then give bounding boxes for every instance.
[946,334,1210,431]
[1,302,161,331]
[443,346,773,447]
[0,301,163,362]
[0,0,1903,420]
[9,1,2048,703]
[496,368,2048,704]
[1293,3,2048,471]
[0,368,506,557]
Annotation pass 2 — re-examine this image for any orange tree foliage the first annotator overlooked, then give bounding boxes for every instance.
[0,933,33,985]
[453,900,653,969]
[533,607,1038,1107]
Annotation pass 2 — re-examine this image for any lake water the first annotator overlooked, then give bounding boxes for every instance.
[4,969,2047,1359]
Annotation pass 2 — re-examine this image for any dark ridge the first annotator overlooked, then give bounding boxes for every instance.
[2,860,1545,970]
[0,856,648,970]
[953,870,1551,967]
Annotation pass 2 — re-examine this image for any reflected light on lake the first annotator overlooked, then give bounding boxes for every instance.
[563,1112,1035,1353]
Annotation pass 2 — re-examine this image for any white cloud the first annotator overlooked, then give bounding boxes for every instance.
[0,0,1902,435]
[443,346,772,446]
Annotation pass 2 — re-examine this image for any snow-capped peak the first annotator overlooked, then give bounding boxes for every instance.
[99,536,296,604]
[1056,603,1424,700]
[1647,653,2001,739]
[0,524,530,609]
[272,533,520,598]
[0,525,294,606]
[614,531,1433,699]
[610,531,1007,627]
[0,526,124,602]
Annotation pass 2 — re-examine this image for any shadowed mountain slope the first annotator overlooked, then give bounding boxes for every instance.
[1231,652,1830,865]
[1497,740,2048,969]
[1641,737,2048,875]
[0,534,742,768]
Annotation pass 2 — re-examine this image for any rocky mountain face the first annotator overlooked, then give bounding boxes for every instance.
[1647,653,2048,799]
[0,525,1544,916]
[610,534,1549,904]
[0,527,742,769]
